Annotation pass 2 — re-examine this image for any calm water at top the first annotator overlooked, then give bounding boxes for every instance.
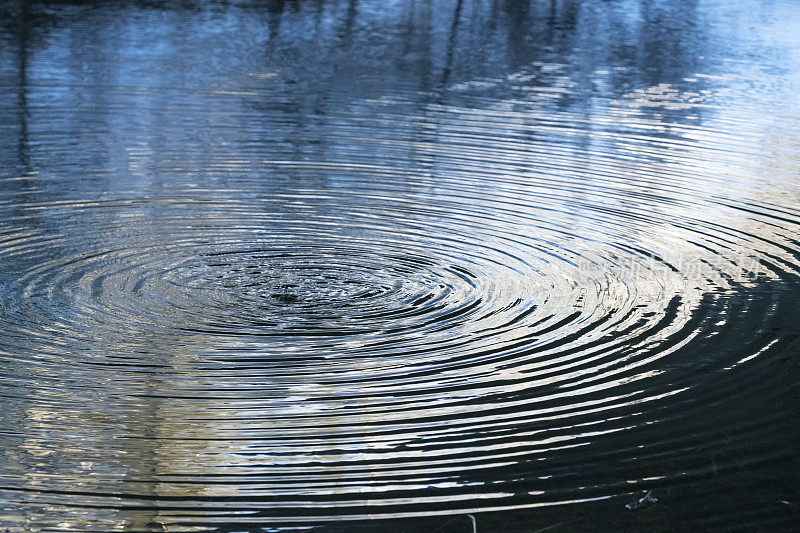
[1,0,799,531]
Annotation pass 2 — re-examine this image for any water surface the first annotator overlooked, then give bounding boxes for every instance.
[1,0,800,530]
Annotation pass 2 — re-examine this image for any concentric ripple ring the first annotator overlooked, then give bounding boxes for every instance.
[1,0,800,530]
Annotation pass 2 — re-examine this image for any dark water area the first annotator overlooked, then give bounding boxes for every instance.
[1,0,800,530]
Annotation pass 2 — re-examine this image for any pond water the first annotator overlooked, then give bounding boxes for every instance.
[1,0,799,531]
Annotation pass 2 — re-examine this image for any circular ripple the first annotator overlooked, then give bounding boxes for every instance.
[2,155,798,527]
[1,1,800,529]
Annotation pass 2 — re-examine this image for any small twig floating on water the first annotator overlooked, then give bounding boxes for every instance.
[626,491,658,511]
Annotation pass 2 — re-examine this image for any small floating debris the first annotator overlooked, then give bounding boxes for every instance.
[271,293,298,304]
[626,491,658,511]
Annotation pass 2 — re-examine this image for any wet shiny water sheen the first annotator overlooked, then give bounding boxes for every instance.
[1,0,800,530]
